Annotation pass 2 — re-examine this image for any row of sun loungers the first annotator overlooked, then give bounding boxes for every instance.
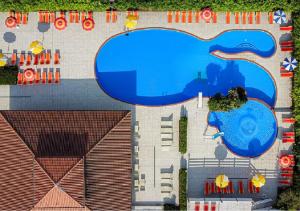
[161,171,173,199]
[167,11,217,23]
[8,11,28,24]
[38,11,94,23]
[161,118,173,149]
[17,68,60,85]
[194,202,216,211]
[204,180,260,196]
[279,155,295,186]
[10,51,60,66]
[225,11,260,24]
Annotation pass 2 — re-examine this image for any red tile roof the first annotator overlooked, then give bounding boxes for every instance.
[0,111,132,210]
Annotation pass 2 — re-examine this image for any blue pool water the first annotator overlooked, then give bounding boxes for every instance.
[208,100,277,157]
[95,28,276,106]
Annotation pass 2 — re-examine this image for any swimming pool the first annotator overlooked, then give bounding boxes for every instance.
[95,28,276,106]
[208,100,277,157]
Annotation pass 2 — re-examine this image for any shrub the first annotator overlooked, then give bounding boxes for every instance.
[0,66,18,85]
[163,203,179,210]
[179,168,187,211]
[179,117,187,154]
[208,87,247,112]
[275,188,300,210]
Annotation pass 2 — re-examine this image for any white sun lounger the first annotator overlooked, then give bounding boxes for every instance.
[161,172,173,179]
[161,133,173,139]
[161,191,172,199]
[161,177,173,184]
[161,127,173,133]
[161,184,173,192]
[198,92,203,108]
[161,140,173,146]
[161,120,173,127]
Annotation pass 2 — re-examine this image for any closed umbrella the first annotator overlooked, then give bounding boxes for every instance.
[274,10,287,24]
[5,16,17,28]
[82,18,95,31]
[215,174,229,188]
[279,155,292,168]
[125,15,138,30]
[202,8,212,21]
[29,41,44,55]
[251,174,265,188]
[54,17,67,31]
[0,53,8,67]
[283,57,298,71]
[24,68,35,82]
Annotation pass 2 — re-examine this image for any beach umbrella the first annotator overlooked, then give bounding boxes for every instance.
[29,41,44,55]
[54,17,67,31]
[201,8,212,21]
[279,155,292,168]
[283,57,298,71]
[251,174,266,188]
[24,68,35,82]
[215,174,229,188]
[0,53,8,67]
[5,16,17,28]
[273,10,287,24]
[82,18,95,31]
[125,15,138,30]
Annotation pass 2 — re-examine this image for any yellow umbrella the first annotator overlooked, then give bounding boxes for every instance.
[251,174,265,188]
[215,174,229,188]
[125,15,138,29]
[29,41,44,55]
[0,53,8,67]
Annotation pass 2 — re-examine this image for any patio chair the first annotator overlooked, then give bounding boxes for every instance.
[211,202,216,211]
[282,138,295,143]
[175,11,180,23]
[34,55,39,65]
[282,118,296,124]
[255,11,261,24]
[112,11,117,23]
[19,53,25,66]
[280,26,293,31]
[248,180,254,193]
[226,11,230,24]
[26,53,32,66]
[242,12,246,24]
[42,71,47,84]
[268,12,273,24]
[54,51,60,64]
[204,202,209,211]
[181,11,186,23]
[17,72,23,85]
[40,53,45,65]
[11,53,17,66]
[187,11,192,23]
[234,12,239,24]
[22,13,28,24]
[46,52,51,64]
[55,70,60,83]
[194,202,200,211]
[238,180,244,194]
[35,70,40,84]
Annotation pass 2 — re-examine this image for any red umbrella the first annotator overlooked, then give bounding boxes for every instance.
[24,68,35,82]
[82,18,95,31]
[5,16,17,28]
[54,17,67,30]
[201,8,212,21]
[279,155,292,168]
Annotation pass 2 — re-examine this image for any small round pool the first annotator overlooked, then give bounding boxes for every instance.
[208,100,277,157]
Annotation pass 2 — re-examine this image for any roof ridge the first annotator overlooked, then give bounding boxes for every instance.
[86,111,131,157]
[58,157,84,184]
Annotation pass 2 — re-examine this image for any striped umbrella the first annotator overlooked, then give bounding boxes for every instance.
[273,10,287,24]
[125,15,138,29]
[283,57,298,71]
[0,53,8,67]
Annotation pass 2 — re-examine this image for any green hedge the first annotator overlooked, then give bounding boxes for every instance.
[0,66,18,85]
[1,0,300,12]
[179,168,187,211]
[179,116,187,154]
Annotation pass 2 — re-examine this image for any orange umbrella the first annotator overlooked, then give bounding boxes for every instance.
[82,18,95,31]
[279,155,292,168]
[5,16,17,28]
[202,8,212,21]
[54,17,67,30]
[24,68,35,82]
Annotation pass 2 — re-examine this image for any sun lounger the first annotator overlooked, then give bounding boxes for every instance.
[167,11,172,23]
[39,53,45,65]
[9,11,14,17]
[234,12,239,24]
[44,11,50,23]
[23,74,27,85]
[195,11,200,23]
[22,13,28,24]
[268,12,273,24]
[281,72,293,78]
[161,140,173,146]
[34,55,39,65]
[17,72,23,85]
[11,53,17,65]
[88,11,93,19]
[280,26,293,31]
[48,71,53,83]
[134,164,139,172]
[248,180,254,193]
[19,53,25,66]
[74,11,79,23]
[42,71,47,84]
[212,12,217,23]
[161,178,173,184]
[26,54,31,66]
[228,181,234,193]
[283,138,295,143]
[60,11,65,19]
[281,167,293,173]
[181,11,186,23]
[210,182,215,194]
[216,186,221,193]
[283,132,295,137]
[55,70,60,83]
[161,184,173,192]
[282,118,296,124]
[281,47,294,52]
[46,52,51,64]
[280,40,293,47]
[255,11,261,24]
[204,181,210,195]
[38,11,44,22]
[69,11,74,23]
[161,127,173,133]
[238,181,244,194]
[161,120,173,127]
[15,12,21,24]
[226,11,230,24]
[54,52,60,64]
[204,202,209,211]
[242,12,246,24]
[175,11,180,23]
[255,187,260,193]
[50,12,55,22]
[35,70,40,84]
[161,172,173,179]
[222,187,227,194]
[281,173,293,177]
[188,11,193,23]
[279,179,292,185]
[161,191,172,199]
[106,11,111,23]
[248,12,253,24]
[112,11,117,23]
[81,11,86,21]
[211,202,216,211]
[195,202,200,211]
[161,133,173,139]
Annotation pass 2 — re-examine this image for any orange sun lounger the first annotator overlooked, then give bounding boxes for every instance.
[46,52,51,64]
[255,11,261,24]
[228,181,234,194]
[69,11,74,23]
[281,173,293,178]
[106,11,111,23]
[188,11,193,23]
[42,71,47,84]
[280,26,293,31]
[26,54,32,66]
[279,179,292,185]
[280,40,294,47]
[35,70,40,84]
[48,71,53,83]
[11,53,17,65]
[81,11,86,21]
[167,11,172,23]
[195,202,200,211]
[281,72,293,78]
[112,10,117,23]
[283,118,296,123]
[22,13,28,24]
[34,54,39,65]
[242,12,247,24]
[38,11,45,22]
[181,11,186,23]
[234,12,240,24]
[15,12,21,24]
[238,181,244,194]
[282,138,295,143]
[204,181,210,195]
[212,12,217,23]
[54,52,60,65]
[226,12,230,24]
[248,12,253,24]
[55,70,60,83]
[281,47,294,52]
[40,52,45,65]
[19,53,25,66]
[211,202,216,211]
[175,11,180,23]
[283,132,295,137]
[88,11,93,19]
[195,11,200,23]
[44,11,50,23]
[204,202,209,211]
[17,72,23,84]
[248,180,254,193]
[268,12,273,24]
[50,12,55,22]
[74,11,79,23]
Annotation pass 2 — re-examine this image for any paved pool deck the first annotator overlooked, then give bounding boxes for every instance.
[0,11,293,208]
